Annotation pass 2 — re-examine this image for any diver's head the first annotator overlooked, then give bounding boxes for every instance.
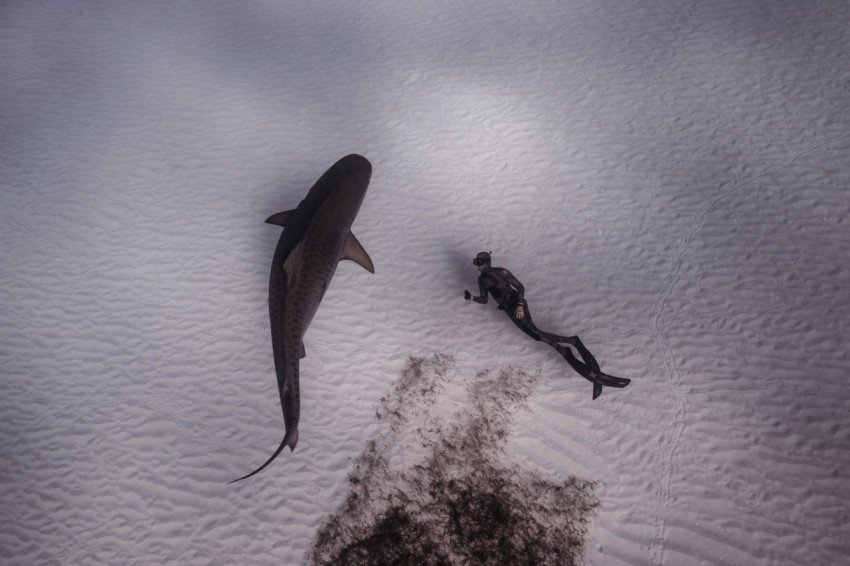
[473,251,492,270]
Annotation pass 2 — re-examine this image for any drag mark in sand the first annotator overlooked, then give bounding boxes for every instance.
[646,133,850,565]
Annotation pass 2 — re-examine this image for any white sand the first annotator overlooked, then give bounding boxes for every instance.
[2,1,849,564]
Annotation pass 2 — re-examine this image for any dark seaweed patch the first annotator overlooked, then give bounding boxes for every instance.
[308,355,599,566]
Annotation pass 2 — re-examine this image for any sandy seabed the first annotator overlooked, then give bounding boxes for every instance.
[2,1,849,565]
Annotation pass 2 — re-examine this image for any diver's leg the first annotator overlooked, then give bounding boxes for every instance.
[556,343,630,388]
[557,343,605,399]
[511,305,601,377]
[537,332,602,373]
[543,332,599,369]
[512,315,545,342]
[564,336,601,373]
[514,303,591,355]
[508,300,548,342]
[557,344,588,375]
[510,303,628,389]
[539,331,574,343]
[566,337,629,387]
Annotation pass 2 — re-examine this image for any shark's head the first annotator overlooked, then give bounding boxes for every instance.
[473,251,492,271]
[324,154,372,225]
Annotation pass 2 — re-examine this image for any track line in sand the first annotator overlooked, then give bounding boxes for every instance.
[645,132,850,565]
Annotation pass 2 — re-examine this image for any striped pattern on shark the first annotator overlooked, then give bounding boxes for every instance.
[230,154,374,483]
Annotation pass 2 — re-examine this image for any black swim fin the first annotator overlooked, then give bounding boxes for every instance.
[592,382,603,400]
[555,342,631,399]
[592,372,631,388]
[589,372,630,400]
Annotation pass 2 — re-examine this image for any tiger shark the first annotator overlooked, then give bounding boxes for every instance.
[230,154,374,483]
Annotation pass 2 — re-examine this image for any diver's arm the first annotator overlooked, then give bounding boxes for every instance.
[464,277,489,304]
[474,277,489,303]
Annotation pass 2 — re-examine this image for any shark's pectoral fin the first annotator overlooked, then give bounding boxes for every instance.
[265,209,296,227]
[341,231,374,273]
[300,340,306,359]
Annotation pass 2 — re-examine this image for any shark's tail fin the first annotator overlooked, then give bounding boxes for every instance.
[228,427,298,484]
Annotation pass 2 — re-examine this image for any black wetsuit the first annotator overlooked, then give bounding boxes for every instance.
[470,265,630,399]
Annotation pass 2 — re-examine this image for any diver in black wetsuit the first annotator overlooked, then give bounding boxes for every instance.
[464,251,630,400]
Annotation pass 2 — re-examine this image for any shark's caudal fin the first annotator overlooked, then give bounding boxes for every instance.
[228,427,298,484]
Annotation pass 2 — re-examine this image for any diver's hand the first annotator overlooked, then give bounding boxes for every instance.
[464,290,472,300]
[514,304,525,319]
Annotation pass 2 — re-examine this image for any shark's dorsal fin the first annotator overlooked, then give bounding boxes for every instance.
[341,232,374,273]
[265,210,296,227]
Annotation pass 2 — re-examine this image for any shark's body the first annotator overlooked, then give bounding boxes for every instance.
[231,154,374,483]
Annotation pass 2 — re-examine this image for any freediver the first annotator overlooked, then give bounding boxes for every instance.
[464,251,631,399]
